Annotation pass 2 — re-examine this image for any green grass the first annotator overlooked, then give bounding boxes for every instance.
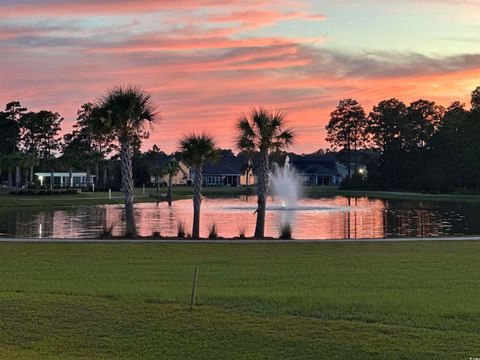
[0,188,151,207]
[308,187,480,202]
[0,187,253,208]
[0,241,479,358]
[2,185,480,208]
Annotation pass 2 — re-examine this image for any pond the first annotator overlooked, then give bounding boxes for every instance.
[1,195,479,239]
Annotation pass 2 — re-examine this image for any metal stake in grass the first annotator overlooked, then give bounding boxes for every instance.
[189,266,198,311]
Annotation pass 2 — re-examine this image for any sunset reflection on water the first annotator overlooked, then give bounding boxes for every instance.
[0,196,474,239]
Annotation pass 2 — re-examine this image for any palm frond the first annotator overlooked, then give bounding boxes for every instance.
[178,132,218,168]
[270,110,287,130]
[234,106,294,154]
[275,127,295,148]
[94,85,159,136]
[235,114,256,152]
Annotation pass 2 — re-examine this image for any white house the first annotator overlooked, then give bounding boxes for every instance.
[35,172,96,188]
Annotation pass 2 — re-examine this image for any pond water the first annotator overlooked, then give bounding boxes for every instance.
[1,195,479,239]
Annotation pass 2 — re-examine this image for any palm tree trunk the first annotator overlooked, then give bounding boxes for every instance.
[254,152,269,238]
[167,174,173,206]
[120,140,136,237]
[347,144,351,178]
[8,169,12,189]
[192,166,203,238]
[50,168,54,190]
[354,144,358,174]
[69,167,73,188]
[103,164,108,188]
[95,161,99,186]
[86,167,91,191]
[15,165,20,191]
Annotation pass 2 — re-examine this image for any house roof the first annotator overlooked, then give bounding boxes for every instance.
[289,157,346,177]
[203,156,246,176]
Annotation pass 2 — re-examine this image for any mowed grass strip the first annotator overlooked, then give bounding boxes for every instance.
[3,185,480,209]
[0,186,252,208]
[0,241,479,358]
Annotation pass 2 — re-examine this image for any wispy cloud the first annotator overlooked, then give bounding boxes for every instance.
[0,0,479,152]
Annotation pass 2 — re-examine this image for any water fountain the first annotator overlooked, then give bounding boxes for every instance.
[269,156,300,236]
[220,155,361,238]
[269,156,300,210]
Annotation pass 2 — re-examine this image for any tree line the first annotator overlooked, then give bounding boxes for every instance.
[0,87,294,239]
[0,98,157,191]
[6,84,478,238]
[326,86,480,193]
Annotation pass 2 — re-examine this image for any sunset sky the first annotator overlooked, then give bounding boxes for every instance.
[1,0,480,153]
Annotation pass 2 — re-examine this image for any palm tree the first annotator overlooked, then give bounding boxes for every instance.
[22,153,39,187]
[93,86,157,237]
[165,158,180,206]
[43,156,58,190]
[14,152,39,189]
[179,133,218,238]
[61,148,80,188]
[84,151,103,191]
[235,108,294,238]
[2,152,28,191]
[1,153,16,189]
[150,165,164,199]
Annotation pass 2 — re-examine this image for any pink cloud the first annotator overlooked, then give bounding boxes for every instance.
[1,0,479,154]
[0,0,273,17]
[208,10,327,30]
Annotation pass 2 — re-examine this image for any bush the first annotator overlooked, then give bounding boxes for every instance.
[238,225,247,239]
[100,223,115,238]
[9,189,81,196]
[244,186,254,195]
[279,223,293,240]
[340,173,367,190]
[177,221,186,238]
[208,223,218,239]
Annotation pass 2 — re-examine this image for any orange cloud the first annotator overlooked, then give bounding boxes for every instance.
[0,0,273,17]
[1,0,479,155]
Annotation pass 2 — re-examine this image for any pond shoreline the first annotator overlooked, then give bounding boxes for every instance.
[2,235,480,243]
[3,186,480,208]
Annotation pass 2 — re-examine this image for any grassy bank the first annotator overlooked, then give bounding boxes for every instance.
[309,187,480,202]
[0,186,253,208]
[0,241,479,359]
[2,185,480,208]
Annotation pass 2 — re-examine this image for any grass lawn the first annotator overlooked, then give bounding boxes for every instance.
[2,185,480,208]
[311,187,480,203]
[0,241,479,359]
[0,187,253,208]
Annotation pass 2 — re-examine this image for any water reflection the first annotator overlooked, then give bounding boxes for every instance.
[0,196,476,239]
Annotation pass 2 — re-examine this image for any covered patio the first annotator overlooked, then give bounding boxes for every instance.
[35,172,96,188]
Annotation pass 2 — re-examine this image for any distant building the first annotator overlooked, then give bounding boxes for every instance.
[35,172,96,188]
[290,157,347,186]
[199,156,255,187]
[160,160,191,186]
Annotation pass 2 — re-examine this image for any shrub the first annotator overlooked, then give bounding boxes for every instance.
[208,223,218,239]
[279,223,293,240]
[9,189,81,196]
[238,225,247,239]
[100,223,115,238]
[177,221,186,238]
[340,173,367,190]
